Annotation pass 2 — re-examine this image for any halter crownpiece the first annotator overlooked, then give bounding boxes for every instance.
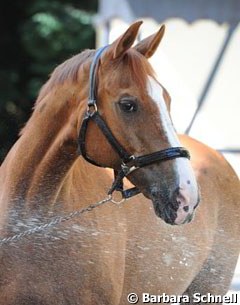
[78,46,190,199]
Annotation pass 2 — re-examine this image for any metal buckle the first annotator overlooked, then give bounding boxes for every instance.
[121,155,139,176]
[87,102,98,116]
[121,163,130,175]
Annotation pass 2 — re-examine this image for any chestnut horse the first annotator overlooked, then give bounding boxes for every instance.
[0,21,239,305]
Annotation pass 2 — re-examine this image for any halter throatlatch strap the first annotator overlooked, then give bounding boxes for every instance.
[78,45,191,199]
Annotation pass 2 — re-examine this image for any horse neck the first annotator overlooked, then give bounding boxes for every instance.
[1,83,86,206]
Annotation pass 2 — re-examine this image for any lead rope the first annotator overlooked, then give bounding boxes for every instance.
[0,194,126,247]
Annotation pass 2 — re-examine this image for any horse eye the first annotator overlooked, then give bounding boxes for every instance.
[119,100,138,113]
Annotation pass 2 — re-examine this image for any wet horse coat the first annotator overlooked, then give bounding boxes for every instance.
[0,22,239,305]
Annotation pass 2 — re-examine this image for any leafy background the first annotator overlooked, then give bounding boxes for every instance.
[0,0,97,162]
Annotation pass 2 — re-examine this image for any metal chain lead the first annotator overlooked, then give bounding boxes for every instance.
[0,195,121,247]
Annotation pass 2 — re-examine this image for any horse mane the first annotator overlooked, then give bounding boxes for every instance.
[35,49,95,105]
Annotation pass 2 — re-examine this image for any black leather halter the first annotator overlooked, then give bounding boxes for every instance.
[78,46,190,199]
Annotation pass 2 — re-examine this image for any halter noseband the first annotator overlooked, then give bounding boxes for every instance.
[78,46,190,199]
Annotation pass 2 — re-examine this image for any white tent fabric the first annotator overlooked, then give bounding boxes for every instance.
[96,0,240,25]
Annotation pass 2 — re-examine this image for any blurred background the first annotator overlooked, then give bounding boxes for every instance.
[0,0,97,161]
[0,0,239,295]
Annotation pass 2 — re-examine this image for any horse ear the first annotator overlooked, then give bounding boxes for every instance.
[109,21,143,59]
[134,25,165,58]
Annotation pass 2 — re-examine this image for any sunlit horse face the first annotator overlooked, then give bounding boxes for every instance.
[83,22,199,225]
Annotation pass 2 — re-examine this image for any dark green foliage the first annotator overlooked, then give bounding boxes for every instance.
[0,0,97,162]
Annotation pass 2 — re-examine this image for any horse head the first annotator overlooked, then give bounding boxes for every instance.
[78,21,200,225]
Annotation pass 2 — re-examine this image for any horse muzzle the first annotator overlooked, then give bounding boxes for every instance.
[146,183,200,225]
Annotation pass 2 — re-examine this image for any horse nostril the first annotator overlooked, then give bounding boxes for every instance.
[170,199,181,211]
[183,205,189,212]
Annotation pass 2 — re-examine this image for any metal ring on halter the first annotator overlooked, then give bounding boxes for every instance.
[108,193,126,205]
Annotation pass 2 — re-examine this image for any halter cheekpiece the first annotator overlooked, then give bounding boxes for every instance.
[78,46,190,199]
